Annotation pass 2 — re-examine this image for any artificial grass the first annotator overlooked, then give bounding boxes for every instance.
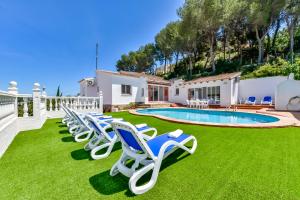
[1,112,300,200]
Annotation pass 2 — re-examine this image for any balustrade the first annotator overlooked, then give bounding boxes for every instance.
[0,92,16,120]
[0,81,103,158]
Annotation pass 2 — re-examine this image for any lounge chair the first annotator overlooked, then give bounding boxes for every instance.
[83,115,120,159]
[70,110,95,142]
[61,105,98,128]
[261,96,272,105]
[70,110,124,142]
[61,105,76,127]
[110,121,197,194]
[61,105,71,124]
[245,96,256,105]
[85,116,157,160]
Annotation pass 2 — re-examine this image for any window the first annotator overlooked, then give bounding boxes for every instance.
[175,88,179,96]
[121,84,131,95]
[141,88,144,97]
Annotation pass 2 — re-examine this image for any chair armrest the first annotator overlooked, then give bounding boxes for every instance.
[138,128,157,141]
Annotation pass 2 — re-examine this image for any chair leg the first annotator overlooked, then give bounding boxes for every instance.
[84,135,104,151]
[90,140,116,160]
[74,130,93,142]
[129,162,156,195]
[69,124,80,134]
[110,152,131,176]
[129,136,197,195]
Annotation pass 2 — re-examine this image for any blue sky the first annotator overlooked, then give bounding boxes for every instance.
[0,0,183,95]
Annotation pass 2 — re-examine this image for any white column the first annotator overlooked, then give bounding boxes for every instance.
[32,83,41,117]
[49,98,53,111]
[71,98,74,109]
[77,98,81,110]
[41,86,47,97]
[93,98,96,109]
[89,99,93,109]
[58,98,61,110]
[82,99,86,110]
[99,91,103,114]
[23,97,28,117]
[55,98,58,111]
[8,81,18,95]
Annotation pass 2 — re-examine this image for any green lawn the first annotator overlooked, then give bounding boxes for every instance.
[1,112,300,200]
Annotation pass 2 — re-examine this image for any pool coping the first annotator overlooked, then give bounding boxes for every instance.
[129,107,297,128]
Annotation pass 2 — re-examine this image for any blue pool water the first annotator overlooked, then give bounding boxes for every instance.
[137,108,279,124]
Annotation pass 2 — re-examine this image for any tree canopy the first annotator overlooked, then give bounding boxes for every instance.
[116,0,300,80]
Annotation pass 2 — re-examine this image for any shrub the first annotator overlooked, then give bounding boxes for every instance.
[242,57,300,80]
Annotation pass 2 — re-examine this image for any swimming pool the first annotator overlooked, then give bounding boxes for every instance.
[136,108,280,125]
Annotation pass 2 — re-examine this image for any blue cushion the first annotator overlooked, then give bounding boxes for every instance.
[263,96,272,102]
[107,131,116,139]
[248,96,256,102]
[117,129,143,151]
[88,120,101,133]
[146,133,190,157]
[88,120,107,133]
[136,126,150,132]
[90,113,102,116]
[98,123,107,128]
[104,119,124,124]
[98,116,112,120]
[104,119,113,123]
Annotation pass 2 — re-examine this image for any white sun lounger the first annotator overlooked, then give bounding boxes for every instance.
[84,116,157,160]
[110,121,197,194]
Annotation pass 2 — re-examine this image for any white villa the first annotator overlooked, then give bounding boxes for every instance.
[79,69,293,110]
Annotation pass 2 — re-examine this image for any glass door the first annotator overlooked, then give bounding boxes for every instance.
[148,85,153,101]
[153,86,158,101]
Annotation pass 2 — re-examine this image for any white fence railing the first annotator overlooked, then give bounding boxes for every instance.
[0,81,103,157]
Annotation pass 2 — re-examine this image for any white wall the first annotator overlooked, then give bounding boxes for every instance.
[79,81,97,97]
[220,79,233,107]
[96,71,148,105]
[111,75,147,105]
[231,78,239,105]
[239,76,287,103]
[275,76,300,111]
[169,79,188,105]
[0,115,18,157]
[96,72,112,105]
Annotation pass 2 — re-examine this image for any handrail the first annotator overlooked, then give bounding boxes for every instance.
[17,94,32,98]
[46,96,98,99]
[0,91,16,97]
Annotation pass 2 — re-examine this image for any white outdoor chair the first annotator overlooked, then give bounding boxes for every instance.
[186,100,190,108]
[195,99,201,109]
[110,121,197,194]
[201,99,209,109]
[190,100,196,108]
